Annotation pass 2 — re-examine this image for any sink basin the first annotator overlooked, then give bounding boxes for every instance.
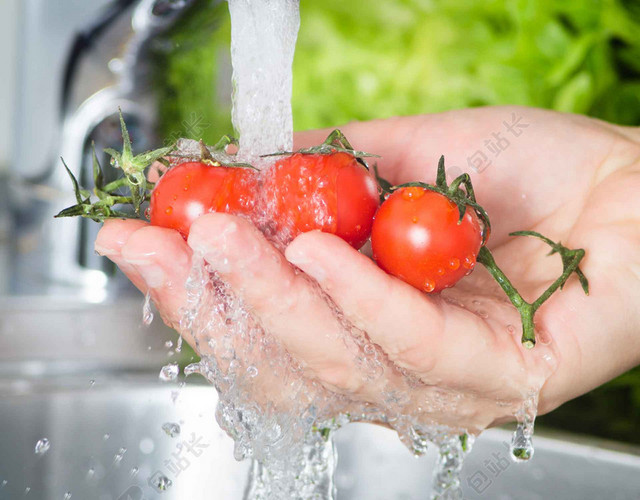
[1,370,639,500]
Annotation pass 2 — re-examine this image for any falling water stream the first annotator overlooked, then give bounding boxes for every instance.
[153,1,558,498]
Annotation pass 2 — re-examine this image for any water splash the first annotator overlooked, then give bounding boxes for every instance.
[142,291,154,325]
[159,363,179,382]
[228,0,300,162]
[162,422,181,438]
[34,438,50,455]
[149,473,173,492]
[113,447,127,465]
[510,394,538,462]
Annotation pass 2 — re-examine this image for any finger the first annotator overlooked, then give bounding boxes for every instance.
[95,219,149,293]
[187,213,396,396]
[285,231,542,394]
[120,226,192,332]
[285,230,443,372]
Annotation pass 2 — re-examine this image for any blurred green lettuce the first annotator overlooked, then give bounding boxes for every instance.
[152,0,640,143]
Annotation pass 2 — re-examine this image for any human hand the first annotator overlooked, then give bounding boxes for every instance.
[95,106,640,432]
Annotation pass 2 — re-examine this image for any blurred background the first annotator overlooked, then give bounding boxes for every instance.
[0,0,639,497]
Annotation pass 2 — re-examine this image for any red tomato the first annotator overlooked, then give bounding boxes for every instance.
[371,187,483,293]
[262,152,380,249]
[149,161,257,238]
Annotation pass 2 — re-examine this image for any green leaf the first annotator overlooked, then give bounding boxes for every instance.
[92,143,104,190]
[436,155,446,188]
[61,158,84,205]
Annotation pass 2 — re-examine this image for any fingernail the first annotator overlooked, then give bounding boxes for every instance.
[94,243,118,257]
[125,258,167,288]
[285,246,326,283]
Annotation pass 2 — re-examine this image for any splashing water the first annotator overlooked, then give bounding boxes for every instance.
[34,438,50,455]
[114,447,127,465]
[159,363,179,382]
[228,0,300,162]
[510,394,537,462]
[134,0,556,497]
[162,422,181,438]
[149,473,173,492]
[143,291,154,325]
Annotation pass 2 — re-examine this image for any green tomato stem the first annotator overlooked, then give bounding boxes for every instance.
[477,237,587,349]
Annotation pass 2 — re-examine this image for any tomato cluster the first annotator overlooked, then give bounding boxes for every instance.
[148,139,486,294]
[149,152,380,250]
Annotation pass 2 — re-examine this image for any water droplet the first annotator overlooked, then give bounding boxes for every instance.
[24,486,31,495]
[463,255,476,269]
[510,423,534,462]
[184,362,202,377]
[143,292,154,325]
[87,467,95,478]
[89,379,95,387]
[401,187,425,201]
[34,438,50,455]
[246,365,259,378]
[183,185,189,191]
[165,340,173,349]
[537,329,552,345]
[363,344,375,355]
[506,324,516,334]
[423,279,435,293]
[448,257,460,270]
[477,309,489,319]
[0,480,6,488]
[114,447,127,465]
[130,466,139,477]
[411,216,418,223]
[165,206,173,215]
[436,267,445,276]
[103,433,110,441]
[176,336,184,353]
[162,422,181,438]
[149,473,173,492]
[159,363,179,382]
[63,492,72,499]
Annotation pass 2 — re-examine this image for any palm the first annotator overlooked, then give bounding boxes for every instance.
[297,106,640,423]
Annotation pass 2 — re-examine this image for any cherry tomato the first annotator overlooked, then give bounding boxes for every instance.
[262,152,380,249]
[371,186,483,293]
[149,161,257,238]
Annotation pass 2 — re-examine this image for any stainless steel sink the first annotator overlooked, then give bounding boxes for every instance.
[2,369,639,500]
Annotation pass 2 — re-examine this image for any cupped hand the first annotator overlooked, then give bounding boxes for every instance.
[96,106,640,431]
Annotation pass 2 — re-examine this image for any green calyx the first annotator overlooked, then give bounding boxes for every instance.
[261,129,380,170]
[54,110,257,223]
[389,156,491,245]
[55,108,173,222]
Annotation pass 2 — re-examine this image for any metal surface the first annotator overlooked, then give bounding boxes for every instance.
[11,0,212,294]
[1,371,639,500]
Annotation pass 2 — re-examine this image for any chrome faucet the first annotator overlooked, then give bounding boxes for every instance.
[11,0,206,298]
